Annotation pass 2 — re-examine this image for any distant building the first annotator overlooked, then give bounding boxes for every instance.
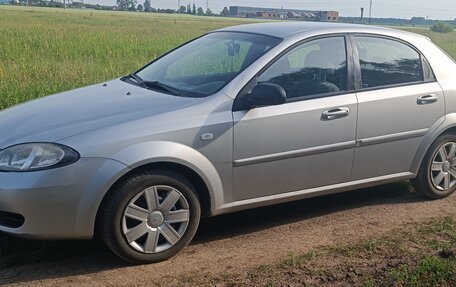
[229,6,339,21]
[322,11,339,22]
[286,12,302,18]
[256,11,278,18]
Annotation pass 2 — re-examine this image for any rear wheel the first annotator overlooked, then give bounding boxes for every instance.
[99,170,201,264]
[412,134,456,199]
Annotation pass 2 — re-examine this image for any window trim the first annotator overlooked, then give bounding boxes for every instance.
[233,33,354,111]
[422,56,436,81]
[350,33,437,93]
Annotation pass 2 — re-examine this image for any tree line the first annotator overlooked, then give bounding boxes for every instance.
[116,0,230,16]
[8,0,231,16]
[341,16,456,27]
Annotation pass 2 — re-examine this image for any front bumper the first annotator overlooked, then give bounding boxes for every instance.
[0,157,129,239]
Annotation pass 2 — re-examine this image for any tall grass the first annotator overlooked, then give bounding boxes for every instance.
[0,6,455,110]
[0,7,251,109]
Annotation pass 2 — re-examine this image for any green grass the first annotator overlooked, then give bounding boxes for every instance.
[169,217,456,286]
[389,256,455,287]
[1,6,455,111]
[0,6,255,109]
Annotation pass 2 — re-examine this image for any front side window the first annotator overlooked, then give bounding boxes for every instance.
[355,36,424,89]
[136,32,281,97]
[257,37,347,100]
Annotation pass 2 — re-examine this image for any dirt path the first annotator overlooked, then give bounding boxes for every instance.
[1,182,456,286]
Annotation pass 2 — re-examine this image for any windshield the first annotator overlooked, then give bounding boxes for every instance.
[133,32,281,97]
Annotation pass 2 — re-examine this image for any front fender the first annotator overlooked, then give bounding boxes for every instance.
[111,141,225,214]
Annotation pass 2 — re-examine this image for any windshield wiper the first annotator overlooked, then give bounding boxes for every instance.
[125,73,182,96]
[127,73,148,89]
[143,81,182,96]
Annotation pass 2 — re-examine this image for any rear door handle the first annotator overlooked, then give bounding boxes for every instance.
[417,95,438,105]
[321,107,350,121]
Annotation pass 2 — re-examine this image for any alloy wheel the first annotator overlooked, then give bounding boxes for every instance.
[430,142,456,191]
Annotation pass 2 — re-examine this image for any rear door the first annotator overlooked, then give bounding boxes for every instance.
[351,35,445,180]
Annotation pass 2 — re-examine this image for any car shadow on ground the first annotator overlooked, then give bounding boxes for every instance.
[0,181,420,284]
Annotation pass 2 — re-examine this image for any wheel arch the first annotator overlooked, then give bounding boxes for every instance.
[411,114,456,174]
[92,141,225,236]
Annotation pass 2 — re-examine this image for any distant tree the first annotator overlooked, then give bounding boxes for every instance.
[187,4,191,14]
[158,8,175,13]
[116,0,135,10]
[411,17,426,25]
[179,5,186,13]
[137,3,143,11]
[143,0,151,12]
[430,22,454,33]
[192,3,196,15]
[72,1,84,8]
[196,6,204,15]
[220,6,229,16]
[205,8,213,16]
[116,0,126,10]
[28,0,40,6]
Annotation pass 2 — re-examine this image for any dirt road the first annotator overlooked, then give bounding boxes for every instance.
[1,182,456,286]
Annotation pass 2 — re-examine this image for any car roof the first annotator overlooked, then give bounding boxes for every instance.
[216,21,425,40]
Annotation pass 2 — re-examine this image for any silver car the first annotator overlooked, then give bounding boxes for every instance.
[1,22,456,263]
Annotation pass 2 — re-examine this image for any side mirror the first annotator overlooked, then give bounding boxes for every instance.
[247,83,287,108]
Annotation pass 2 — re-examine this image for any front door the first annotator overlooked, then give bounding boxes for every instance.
[232,36,358,201]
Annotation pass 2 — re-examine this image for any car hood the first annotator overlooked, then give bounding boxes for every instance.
[0,79,200,149]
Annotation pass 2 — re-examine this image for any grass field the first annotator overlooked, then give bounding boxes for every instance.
[175,217,456,286]
[1,6,456,110]
[0,6,256,109]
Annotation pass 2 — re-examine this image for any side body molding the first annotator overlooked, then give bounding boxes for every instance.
[111,141,225,214]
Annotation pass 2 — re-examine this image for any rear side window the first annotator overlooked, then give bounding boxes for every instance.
[355,36,424,89]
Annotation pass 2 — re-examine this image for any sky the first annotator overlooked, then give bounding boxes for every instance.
[85,0,456,20]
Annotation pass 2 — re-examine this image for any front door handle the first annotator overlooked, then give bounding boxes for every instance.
[417,95,438,105]
[321,107,350,121]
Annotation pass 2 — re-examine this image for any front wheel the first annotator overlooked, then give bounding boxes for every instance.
[99,170,201,264]
[412,134,456,199]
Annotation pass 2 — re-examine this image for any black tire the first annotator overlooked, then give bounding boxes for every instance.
[411,134,456,199]
[98,169,201,264]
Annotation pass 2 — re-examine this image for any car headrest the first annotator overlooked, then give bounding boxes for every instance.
[304,50,335,69]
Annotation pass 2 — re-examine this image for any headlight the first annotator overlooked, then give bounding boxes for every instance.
[0,143,79,172]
